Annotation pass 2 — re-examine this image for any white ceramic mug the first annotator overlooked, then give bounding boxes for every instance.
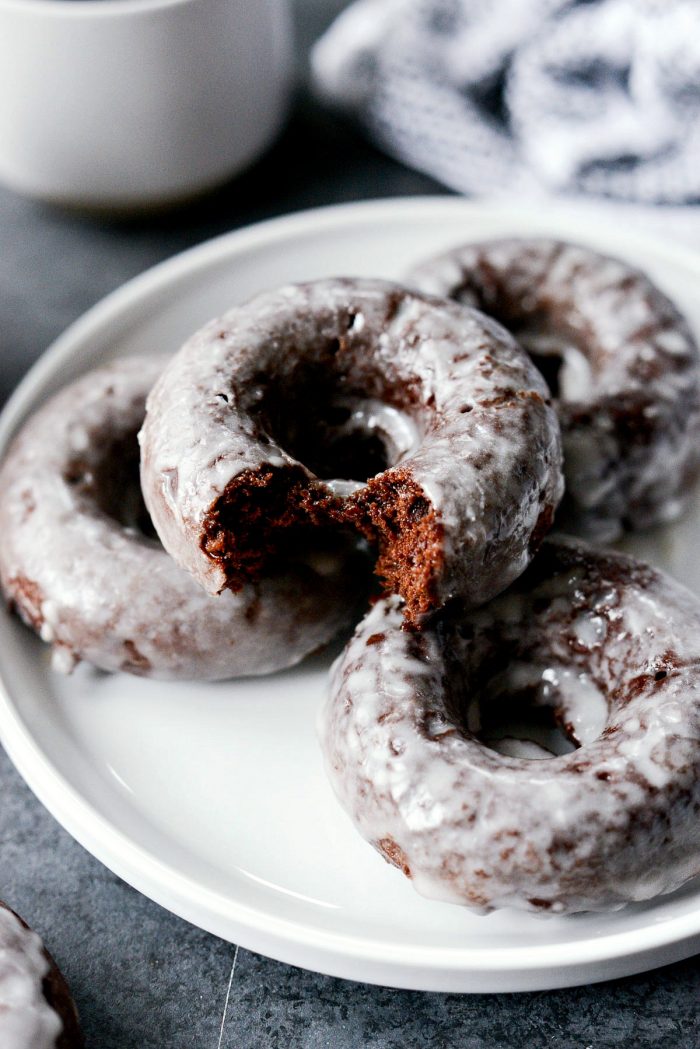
[0,0,292,210]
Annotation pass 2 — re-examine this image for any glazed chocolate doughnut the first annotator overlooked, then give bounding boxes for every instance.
[0,357,364,679]
[407,238,700,539]
[321,536,700,913]
[0,902,83,1048]
[140,278,563,624]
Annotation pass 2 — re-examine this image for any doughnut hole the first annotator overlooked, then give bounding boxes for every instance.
[257,376,419,486]
[515,328,595,404]
[451,277,597,403]
[202,344,442,613]
[439,559,624,760]
[462,660,608,760]
[64,428,157,540]
[242,323,424,482]
[517,336,564,398]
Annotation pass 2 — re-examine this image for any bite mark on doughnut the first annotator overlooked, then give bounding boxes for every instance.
[201,461,444,626]
[352,470,444,624]
[201,465,337,590]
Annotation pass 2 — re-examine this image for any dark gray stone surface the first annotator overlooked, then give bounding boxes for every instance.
[223,949,700,1049]
[0,2,698,1046]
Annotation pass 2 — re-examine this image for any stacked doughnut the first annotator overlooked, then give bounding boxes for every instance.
[3,238,700,915]
[1,278,564,673]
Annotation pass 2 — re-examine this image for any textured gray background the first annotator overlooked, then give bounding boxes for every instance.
[0,2,699,1046]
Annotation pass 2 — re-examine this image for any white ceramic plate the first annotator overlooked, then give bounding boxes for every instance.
[3,197,700,994]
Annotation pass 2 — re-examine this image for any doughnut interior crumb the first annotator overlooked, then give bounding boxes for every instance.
[200,465,336,589]
[201,462,444,624]
[352,470,445,623]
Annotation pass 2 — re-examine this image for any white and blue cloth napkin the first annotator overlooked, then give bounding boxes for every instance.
[312,0,700,204]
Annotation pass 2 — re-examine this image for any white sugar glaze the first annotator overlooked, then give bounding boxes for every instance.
[321,536,700,913]
[0,908,61,1049]
[407,238,700,541]
[470,659,608,754]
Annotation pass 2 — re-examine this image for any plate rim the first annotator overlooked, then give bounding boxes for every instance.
[3,194,700,991]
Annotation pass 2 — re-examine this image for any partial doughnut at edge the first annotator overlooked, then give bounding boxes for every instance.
[0,901,84,1049]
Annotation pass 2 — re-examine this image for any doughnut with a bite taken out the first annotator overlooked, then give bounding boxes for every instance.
[140,278,564,625]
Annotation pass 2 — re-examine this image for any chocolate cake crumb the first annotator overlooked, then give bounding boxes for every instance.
[375,836,412,877]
